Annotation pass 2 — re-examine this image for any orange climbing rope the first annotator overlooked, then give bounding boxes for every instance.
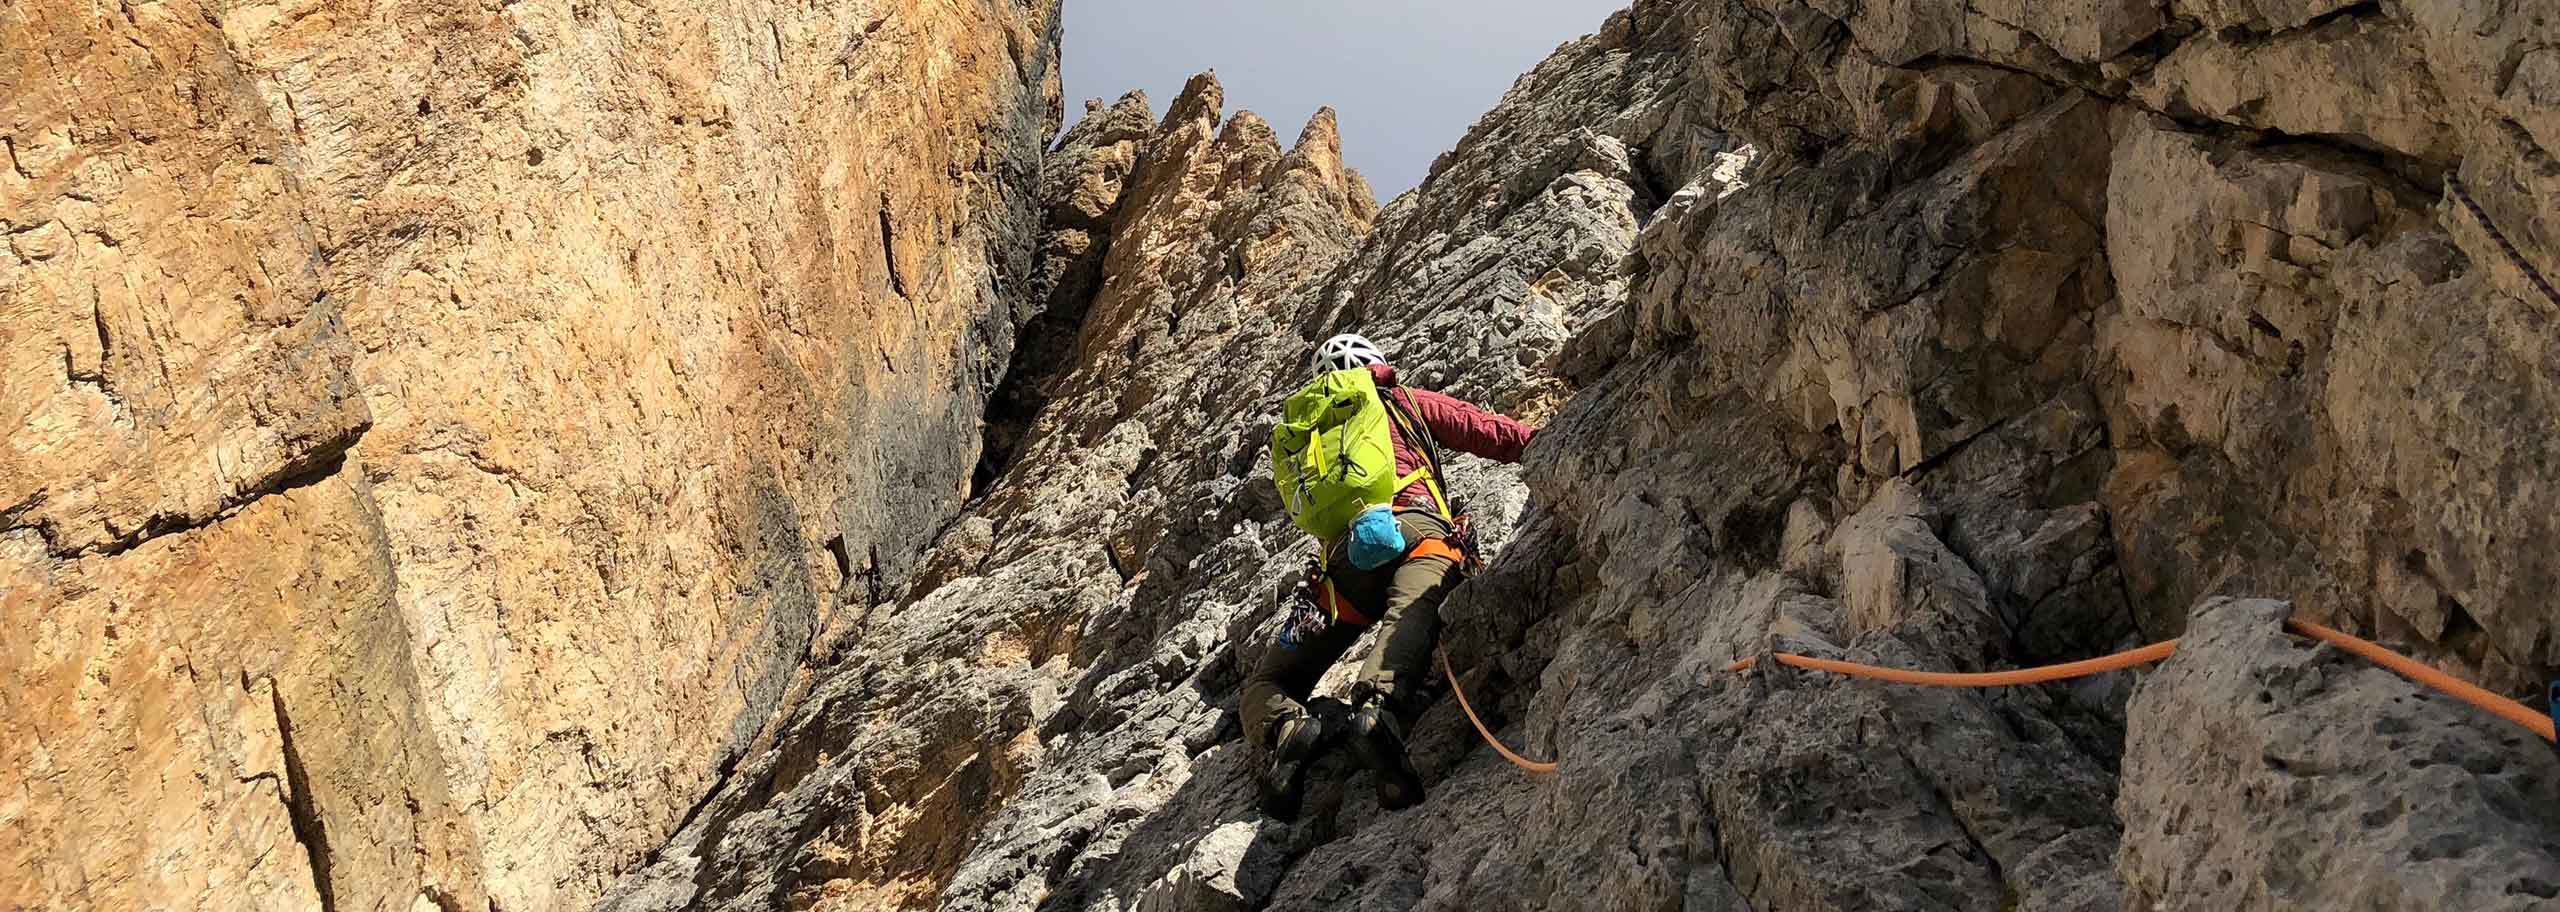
[1440,612,2556,778]
[1439,646,1559,774]
[2283,618,2557,744]
[1720,639,2180,685]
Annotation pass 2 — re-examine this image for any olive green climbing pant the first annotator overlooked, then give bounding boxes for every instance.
[1242,511,1462,753]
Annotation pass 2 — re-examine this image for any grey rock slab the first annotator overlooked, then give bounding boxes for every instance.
[2121,597,2560,910]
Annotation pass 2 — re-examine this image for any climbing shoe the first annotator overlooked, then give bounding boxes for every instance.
[1273,715,1323,762]
[1349,699,1425,811]
[1256,713,1327,821]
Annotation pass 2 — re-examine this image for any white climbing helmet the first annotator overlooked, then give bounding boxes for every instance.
[1310,332,1388,375]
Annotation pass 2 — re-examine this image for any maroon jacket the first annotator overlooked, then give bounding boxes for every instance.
[1366,362,1536,512]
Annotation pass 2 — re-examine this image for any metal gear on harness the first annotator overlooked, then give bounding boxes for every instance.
[1277,583,1330,651]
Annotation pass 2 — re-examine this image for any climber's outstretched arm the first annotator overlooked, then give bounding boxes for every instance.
[1361,362,1537,463]
[1401,386,1534,463]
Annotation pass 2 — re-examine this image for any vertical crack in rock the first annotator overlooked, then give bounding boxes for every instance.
[880,197,909,298]
[268,683,339,912]
[974,93,1160,497]
[70,297,111,390]
[864,542,885,611]
[824,533,853,589]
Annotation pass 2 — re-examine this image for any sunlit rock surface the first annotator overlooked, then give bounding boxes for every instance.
[12,0,2560,908]
[1,0,1060,906]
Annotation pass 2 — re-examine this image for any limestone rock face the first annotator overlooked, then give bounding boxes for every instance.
[603,72,1380,911]
[619,0,2560,909]
[2120,597,2560,909]
[1,0,1060,907]
[18,0,2560,907]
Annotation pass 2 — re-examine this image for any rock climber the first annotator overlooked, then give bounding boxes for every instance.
[1246,331,1537,815]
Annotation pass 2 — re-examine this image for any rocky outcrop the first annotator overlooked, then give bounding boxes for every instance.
[603,72,1380,911]
[619,0,2560,909]
[2121,597,2560,908]
[17,0,2560,907]
[0,0,1060,906]
[975,91,1160,493]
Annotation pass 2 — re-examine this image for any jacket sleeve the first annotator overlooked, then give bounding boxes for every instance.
[1395,386,1537,464]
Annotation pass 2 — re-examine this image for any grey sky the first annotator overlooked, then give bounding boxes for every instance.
[1058,0,1629,201]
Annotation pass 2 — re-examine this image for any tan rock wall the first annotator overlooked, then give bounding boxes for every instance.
[601,72,1382,912]
[2,468,475,911]
[1,0,1059,906]
[2100,1,2560,688]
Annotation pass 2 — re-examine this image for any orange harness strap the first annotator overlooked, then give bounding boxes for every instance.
[1315,536,1469,628]
[1408,537,1465,565]
[1317,580,1371,627]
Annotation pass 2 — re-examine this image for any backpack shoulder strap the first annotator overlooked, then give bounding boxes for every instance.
[1381,389,1454,521]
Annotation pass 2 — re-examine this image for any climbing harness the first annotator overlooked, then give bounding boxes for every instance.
[1303,536,1467,629]
[1442,610,2559,778]
[2443,172,2560,311]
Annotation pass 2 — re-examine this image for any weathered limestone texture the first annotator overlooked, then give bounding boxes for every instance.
[605,72,1381,911]
[15,0,2560,908]
[625,0,2559,909]
[2120,597,2560,909]
[1,0,1061,906]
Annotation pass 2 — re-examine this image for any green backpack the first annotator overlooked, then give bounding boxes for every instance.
[1270,368,1436,539]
